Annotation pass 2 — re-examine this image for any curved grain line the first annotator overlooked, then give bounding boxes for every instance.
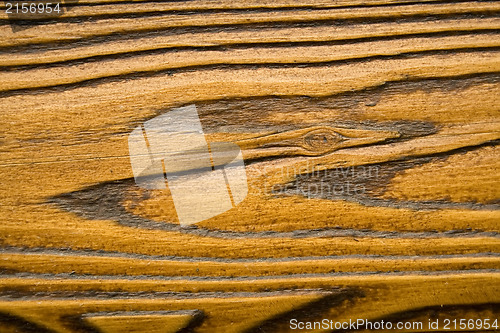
[1,35,499,92]
[29,0,453,9]
[1,226,499,259]
[0,0,494,20]
[0,252,498,277]
[1,248,499,263]
[1,2,499,47]
[1,18,498,66]
[0,271,498,293]
[4,31,499,69]
[1,50,499,98]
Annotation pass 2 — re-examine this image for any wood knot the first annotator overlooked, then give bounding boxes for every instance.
[302,128,344,154]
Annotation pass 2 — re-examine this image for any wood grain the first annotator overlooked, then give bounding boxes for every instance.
[0,0,499,332]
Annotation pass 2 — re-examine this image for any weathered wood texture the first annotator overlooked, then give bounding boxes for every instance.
[0,0,499,332]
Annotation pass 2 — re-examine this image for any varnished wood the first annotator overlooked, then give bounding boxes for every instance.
[0,0,499,332]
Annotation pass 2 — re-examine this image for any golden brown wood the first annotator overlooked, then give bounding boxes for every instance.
[0,0,499,332]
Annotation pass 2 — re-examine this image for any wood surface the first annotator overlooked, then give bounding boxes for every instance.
[0,0,499,332]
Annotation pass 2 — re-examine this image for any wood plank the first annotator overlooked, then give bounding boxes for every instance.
[0,0,498,332]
